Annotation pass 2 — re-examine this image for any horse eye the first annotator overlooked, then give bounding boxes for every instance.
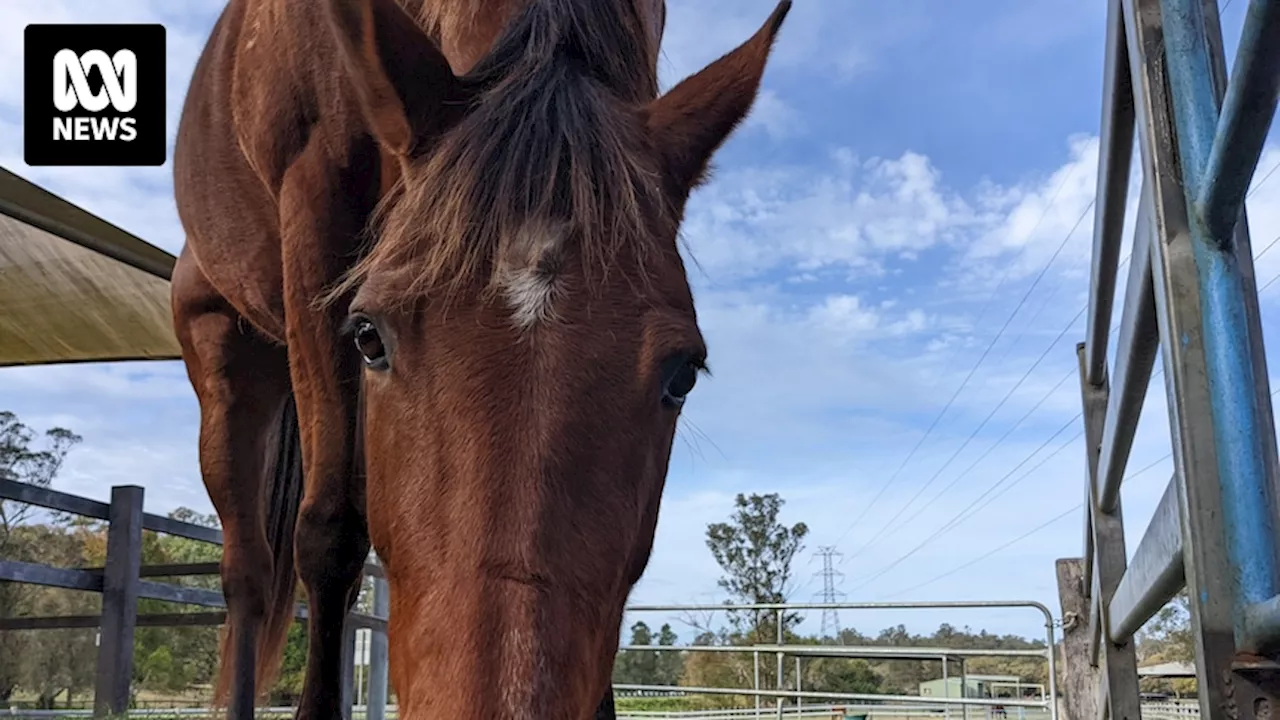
[353,320,389,371]
[662,360,700,409]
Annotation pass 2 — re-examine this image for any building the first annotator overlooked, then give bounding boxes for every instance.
[919,674,1045,700]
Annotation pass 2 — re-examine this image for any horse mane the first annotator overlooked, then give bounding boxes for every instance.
[334,0,669,306]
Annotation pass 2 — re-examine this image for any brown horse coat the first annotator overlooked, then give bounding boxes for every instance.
[171,0,789,717]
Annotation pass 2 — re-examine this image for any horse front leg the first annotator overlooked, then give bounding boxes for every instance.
[279,148,377,720]
[287,300,370,720]
[173,250,295,720]
[594,686,617,719]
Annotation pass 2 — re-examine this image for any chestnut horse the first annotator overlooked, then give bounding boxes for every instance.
[171,0,790,717]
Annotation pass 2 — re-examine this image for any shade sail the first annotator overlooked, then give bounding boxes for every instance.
[0,167,181,366]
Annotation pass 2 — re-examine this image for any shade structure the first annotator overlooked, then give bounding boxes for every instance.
[0,166,181,367]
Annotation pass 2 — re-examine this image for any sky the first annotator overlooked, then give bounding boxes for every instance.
[2,0,1279,647]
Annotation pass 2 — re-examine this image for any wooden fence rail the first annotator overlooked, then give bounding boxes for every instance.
[0,479,390,720]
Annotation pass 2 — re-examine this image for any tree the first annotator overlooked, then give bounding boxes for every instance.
[613,622,658,686]
[11,522,101,707]
[654,623,683,686]
[131,508,223,694]
[1139,591,1193,662]
[1136,591,1196,697]
[271,622,309,705]
[679,631,753,710]
[613,622,682,688]
[0,410,81,553]
[805,657,880,695]
[0,411,81,702]
[705,493,809,643]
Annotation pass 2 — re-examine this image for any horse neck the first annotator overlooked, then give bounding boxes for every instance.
[409,0,664,81]
[408,0,531,74]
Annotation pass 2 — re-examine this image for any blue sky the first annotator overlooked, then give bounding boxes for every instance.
[2,0,1278,644]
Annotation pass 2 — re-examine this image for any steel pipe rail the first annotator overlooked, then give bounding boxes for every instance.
[1160,0,1280,653]
[1093,183,1159,513]
[1085,0,1137,386]
[619,644,1049,659]
[626,600,1055,621]
[1062,2,1280,720]
[627,599,1058,720]
[1195,0,1280,241]
[612,685,1048,709]
[1107,476,1184,642]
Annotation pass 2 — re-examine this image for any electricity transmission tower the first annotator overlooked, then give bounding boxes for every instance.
[811,545,847,642]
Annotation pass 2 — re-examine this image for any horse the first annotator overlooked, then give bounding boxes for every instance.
[170,0,790,717]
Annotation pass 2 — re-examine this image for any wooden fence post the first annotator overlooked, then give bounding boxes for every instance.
[93,485,144,718]
[1056,558,1099,720]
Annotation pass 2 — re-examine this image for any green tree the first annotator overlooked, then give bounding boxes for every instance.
[613,621,658,686]
[130,508,223,694]
[11,522,101,708]
[0,410,82,702]
[679,630,753,710]
[613,621,683,687]
[1136,591,1196,697]
[705,493,808,643]
[0,411,81,547]
[654,623,684,686]
[805,657,880,695]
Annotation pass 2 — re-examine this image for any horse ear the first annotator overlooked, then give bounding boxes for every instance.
[324,0,468,156]
[646,0,791,192]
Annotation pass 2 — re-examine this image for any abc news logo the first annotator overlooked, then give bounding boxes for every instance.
[25,24,165,166]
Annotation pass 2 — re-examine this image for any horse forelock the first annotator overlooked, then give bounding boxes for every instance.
[332,0,674,320]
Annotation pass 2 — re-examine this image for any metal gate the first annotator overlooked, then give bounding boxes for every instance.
[617,601,1058,720]
[1061,2,1280,720]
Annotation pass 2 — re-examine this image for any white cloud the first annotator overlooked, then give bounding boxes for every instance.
[742,89,805,140]
[657,0,893,90]
[808,294,881,336]
[680,149,988,283]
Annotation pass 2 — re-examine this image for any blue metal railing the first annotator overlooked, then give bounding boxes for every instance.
[1159,0,1280,652]
[1063,2,1280,720]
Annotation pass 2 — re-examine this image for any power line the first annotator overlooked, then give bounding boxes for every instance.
[826,120,1273,590]
[1249,157,1280,200]
[877,385,1280,600]
[846,416,1083,594]
[851,215,1280,578]
[825,149,1096,550]
[854,363,1079,558]
[879,228,1280,566]
[830,196,1098,554]
[1257,235,1280,293]
[970,139,1097,330]
[944,370,1171,532]
[841,199,1094,563]
[940,428,1087,533]
[876,504,1082,600]
[835,105,1277,591]
[875,448,1187,601]
[845,300,1088,563]
[854,367,1168,587]
[867,381,1280,596]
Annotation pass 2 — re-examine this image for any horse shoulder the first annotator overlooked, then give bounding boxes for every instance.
[228,0,330,195]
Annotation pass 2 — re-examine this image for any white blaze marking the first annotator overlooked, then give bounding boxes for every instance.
[498,222,565,329]
[503,268,559,329]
